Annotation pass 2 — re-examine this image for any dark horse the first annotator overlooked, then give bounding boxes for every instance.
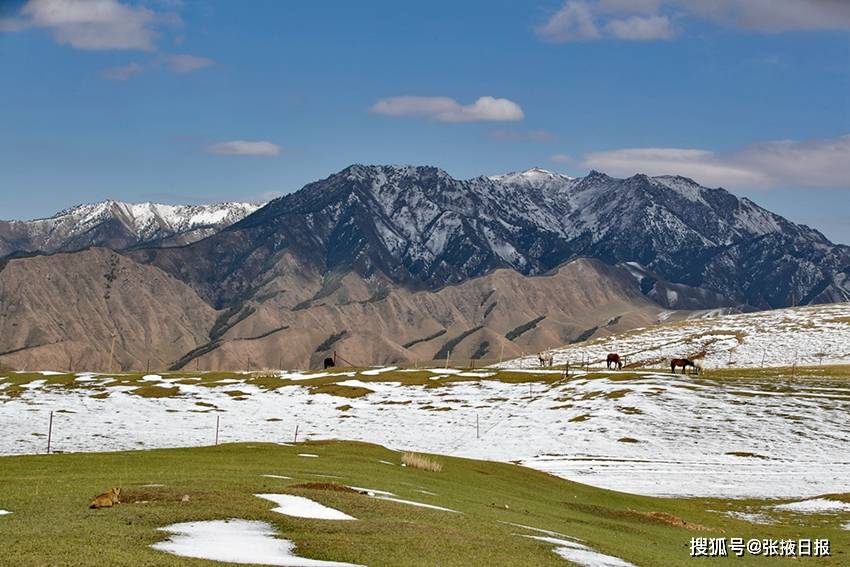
[670,358,698,374]
[323,357,336,369]
[606,353,623,370]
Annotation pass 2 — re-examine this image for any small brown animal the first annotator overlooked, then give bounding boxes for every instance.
[89,487,121,509]
[606,353,623,370]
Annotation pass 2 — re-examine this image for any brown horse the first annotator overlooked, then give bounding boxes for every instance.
[670,358,698,374]
[606,353,622,370]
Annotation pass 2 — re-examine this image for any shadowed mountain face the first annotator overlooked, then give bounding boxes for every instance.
[134,165,850,310]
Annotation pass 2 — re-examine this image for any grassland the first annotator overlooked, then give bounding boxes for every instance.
[0,441,848,566]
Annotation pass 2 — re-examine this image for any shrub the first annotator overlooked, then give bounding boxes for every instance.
[401,452,442,472]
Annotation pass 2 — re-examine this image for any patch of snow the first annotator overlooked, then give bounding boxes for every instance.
[298,453,319,458]
[771,498,850,514]
[370,495,459,513]
[74,373,99,382]
[504,522,571,539]
[524,535,636,567]
[360,367,397,376]
[255,494,356,521]
[498,303,850,370]
[261,475,292,480]
[724,511,774,525]
[348,486,395,498]
[151,519,361,566]
[0,510,10,515]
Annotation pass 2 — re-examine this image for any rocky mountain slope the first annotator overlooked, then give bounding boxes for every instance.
[136,164,850,310]
[0,200,261,258]
[0,248,217,371]
[1,164,848,370]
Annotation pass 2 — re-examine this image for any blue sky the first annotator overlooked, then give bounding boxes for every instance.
[1,0,849,242]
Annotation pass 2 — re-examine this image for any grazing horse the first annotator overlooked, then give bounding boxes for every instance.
[323,357,336,369]
[670,358,698,375]
[538,352,554,368]
[606,353,623,370]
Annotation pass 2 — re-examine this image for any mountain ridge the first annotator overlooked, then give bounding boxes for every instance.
[136,164,850,310]
[0,200,262,258]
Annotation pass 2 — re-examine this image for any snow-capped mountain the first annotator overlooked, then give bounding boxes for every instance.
[0,200,262,257]
[141,164,850,310]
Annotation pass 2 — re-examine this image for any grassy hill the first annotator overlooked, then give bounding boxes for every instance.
[0,441,848,566]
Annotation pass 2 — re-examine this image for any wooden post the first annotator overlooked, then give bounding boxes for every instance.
[215,416,220,445]
[46,411,53,454]
[293,424,299,444]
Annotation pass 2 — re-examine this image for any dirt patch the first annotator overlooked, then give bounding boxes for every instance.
[633,510,717,532]
[726,451,769,460]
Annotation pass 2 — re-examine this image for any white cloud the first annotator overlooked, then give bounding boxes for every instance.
[165,54,214,73]
[605,15,674,39]
[679,0,850,33]
[101,62,145,80]
[16,0,158,50]
[536,1,600,41]
[370,96,524,122]
[206,141,282,157]
[536,0,850,43]
[580,134,850,189]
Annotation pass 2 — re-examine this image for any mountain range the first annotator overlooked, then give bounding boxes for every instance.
[1,165,848,371]
[0,200,261,258]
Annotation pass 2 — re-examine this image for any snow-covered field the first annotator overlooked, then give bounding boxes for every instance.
[499,303,850,370]
[2,365,849,500]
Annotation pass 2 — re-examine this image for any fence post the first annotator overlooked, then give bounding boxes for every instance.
[214,416,220,445]
[293,424,299,444]
[46,411,53,454]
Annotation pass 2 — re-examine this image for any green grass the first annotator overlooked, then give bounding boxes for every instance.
[0,441,847,566]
